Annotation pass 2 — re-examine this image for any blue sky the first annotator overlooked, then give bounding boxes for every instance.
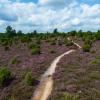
[12,0,100,5]
[0,0,100,32]
[12,0,38,3]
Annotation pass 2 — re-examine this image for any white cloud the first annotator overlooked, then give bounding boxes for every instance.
[0,0,100,32]
[38,0,75,9]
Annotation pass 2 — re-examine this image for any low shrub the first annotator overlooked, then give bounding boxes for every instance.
[0,67,12,87]
[20,36,31,43]
[31,47,41,55]
[65,40,73,46]
[24,71,35,86]
[28,43,40,49]
[28,43,41,55]
[11,57,20,65]
[82,44,91,52]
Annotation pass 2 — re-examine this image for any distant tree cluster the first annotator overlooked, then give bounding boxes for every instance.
[0,26,100,53]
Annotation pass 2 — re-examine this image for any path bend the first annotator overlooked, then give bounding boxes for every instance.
[32,39,81,100]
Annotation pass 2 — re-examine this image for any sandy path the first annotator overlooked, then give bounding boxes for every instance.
[32,77,53,100]
[32,39,81,100]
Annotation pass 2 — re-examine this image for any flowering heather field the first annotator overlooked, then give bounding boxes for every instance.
[0,38,75,100]
[0,31,100,100]
[50,40,100,100]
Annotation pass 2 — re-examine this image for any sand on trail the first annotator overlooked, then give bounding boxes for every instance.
[32,38,81,100]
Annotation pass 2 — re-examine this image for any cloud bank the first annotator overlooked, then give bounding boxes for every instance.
[0,0,100,32]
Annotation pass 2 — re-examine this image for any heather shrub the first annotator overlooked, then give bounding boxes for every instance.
[31,47,41,55]
[20,36,31,43]
[84,39,92,46]
[28,43,41,55]
[28,43,40,49]
[11,57,20,65]
[82,44,91,52]
[0,67,12,87]
[1,38,12,47]
[65,40,73,46]
[24,71,35,86]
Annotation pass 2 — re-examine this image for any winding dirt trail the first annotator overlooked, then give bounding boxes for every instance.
[32,39,81,100]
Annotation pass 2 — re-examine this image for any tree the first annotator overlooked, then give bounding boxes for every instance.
[77,30,83,37]
[53,28,58,34]
[95,30,100,40]
[5,26,16,37]
[6,26,12,34]
[17,30,23,36]
[70,30,77,36]
[34,30,37,34]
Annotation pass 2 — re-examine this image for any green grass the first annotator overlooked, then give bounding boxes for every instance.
[54,92,80,100]
[89,71,100,80]
[91,58,100,65]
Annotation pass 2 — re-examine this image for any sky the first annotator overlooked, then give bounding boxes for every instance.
[0,0,100,32]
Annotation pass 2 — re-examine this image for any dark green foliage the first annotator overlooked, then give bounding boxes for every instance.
[28,43,41,55]
[20,36,31,43]
[82,44,91,52]
[6,26,12,34]
[6,26,16,37]
[95,30,100,40]
[33,30,37,34]
[28,43,35,49]
[31,47,41,55]
[91,58,100,65]
[0,67,12,87]
[65,40,73,46]
[28,43,40,49]
[70,30,77,36]
[53,28,58,34]
[24,71,35,86]
[1,38,12,46]
[17,30,23,36]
